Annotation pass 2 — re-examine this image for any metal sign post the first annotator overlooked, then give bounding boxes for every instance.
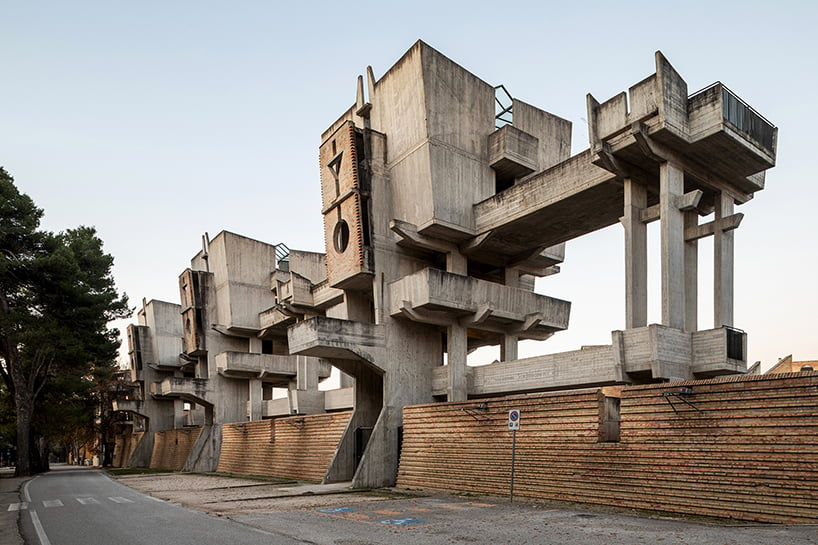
[508,409,520,503]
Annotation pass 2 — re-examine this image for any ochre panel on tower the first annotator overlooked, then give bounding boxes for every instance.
[320,120,373,289]
[179,268,207,355]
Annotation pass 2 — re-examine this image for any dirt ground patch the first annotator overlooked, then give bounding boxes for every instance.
[112,472,404,516]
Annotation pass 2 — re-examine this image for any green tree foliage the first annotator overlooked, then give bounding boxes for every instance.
[0,167,130,475]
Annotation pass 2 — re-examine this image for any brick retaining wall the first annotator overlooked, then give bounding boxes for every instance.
[397,372,818,524]
[217,411,352,482]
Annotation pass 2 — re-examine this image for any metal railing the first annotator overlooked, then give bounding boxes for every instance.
[689,82,775,151]
[495,84,513,128]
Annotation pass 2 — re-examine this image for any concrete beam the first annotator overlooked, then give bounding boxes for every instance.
[684,213,743,242]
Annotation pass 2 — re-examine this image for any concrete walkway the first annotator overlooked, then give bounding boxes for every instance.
[0,468,25,545]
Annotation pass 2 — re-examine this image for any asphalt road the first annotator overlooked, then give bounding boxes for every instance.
[11,468,818,545]
[18,468,306,545]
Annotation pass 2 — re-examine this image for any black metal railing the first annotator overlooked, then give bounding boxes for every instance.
[724,325,745,361]
[688,82,775,152]
[495,84,513,128]
[721,86,776,151]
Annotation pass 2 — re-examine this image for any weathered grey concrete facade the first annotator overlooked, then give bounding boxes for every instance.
[116,41,776,486]
[286,41,776,487]
[117,231,345,471]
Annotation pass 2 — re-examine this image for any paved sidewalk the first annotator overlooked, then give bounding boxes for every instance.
[0,468,26,545]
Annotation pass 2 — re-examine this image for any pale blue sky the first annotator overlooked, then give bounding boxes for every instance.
[2,1,816,369]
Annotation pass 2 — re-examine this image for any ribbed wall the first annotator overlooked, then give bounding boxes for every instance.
[113,431,143,467]
[149,427,202,471]
[398,372,818,524]
[217,411,352,482]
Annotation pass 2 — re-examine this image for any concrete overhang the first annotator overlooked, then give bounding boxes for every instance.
[261,387,353,418]
[287,317,385,373]
[150,377,212,407]
[215,351,332,381]
[111,399,147,417]
[470,57,776,267]
[389,268,570,340]
[612,325,747,381]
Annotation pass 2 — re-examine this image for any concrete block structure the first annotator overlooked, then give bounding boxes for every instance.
[116,42,778,491]
[116,231,342,471]
[285,41,776,488]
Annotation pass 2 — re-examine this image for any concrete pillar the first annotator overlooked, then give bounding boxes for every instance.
[447,251,468,275]
[622,178,648,329]
[660,162,685,330]
[447,323,468,401]
[502,267,519,361]
[684,210,698,332]
[714,193,735,327]
[501,336,518,362]
[296,355,319,390]
[248,379,263,420]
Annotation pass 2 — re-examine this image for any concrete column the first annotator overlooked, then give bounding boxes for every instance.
[447,323,468,401]
[622,178,648,329]
[660,162,685,330]
[502,266,519,361]
[501,336,518,362]
[684,210,698,332]
[714,193,735,327]
[248,379,263,420]
[296,355,319,390]
[447,251,468,275]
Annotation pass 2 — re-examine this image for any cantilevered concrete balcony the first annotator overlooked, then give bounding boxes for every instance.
[389,268,570,340]
[288,317,385,370]
[215,351,297,380]
[488,124,539,184]
[112,399,146,415]
[215,351,332,382]
[470,52,776,265]
[259,305,298,331]
[613,325,746,381]
[150,377,211,406]
[261,387,354,417]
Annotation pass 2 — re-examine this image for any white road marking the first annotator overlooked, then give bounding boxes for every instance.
[76,497,100,505]
[42,500,63,508]
[8,502,29,511]
[108,496,134,504]
[30,510,53,545]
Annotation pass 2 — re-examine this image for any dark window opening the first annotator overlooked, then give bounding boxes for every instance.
[725,326,745,360]
[599,395,621,443]
[333,220,350,253]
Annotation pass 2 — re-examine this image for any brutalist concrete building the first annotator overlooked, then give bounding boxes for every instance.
[116,41,777,491]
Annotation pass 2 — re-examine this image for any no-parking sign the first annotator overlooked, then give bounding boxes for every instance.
[508,409,521,431]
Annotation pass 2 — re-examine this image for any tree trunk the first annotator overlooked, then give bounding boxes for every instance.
[14,390,32,477]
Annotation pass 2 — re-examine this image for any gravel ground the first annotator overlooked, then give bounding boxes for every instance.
[112,472,398,516]
[110,472,818,545]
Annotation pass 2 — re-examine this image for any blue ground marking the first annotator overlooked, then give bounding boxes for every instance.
[316,507,355,513]
[377,517,426,526]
